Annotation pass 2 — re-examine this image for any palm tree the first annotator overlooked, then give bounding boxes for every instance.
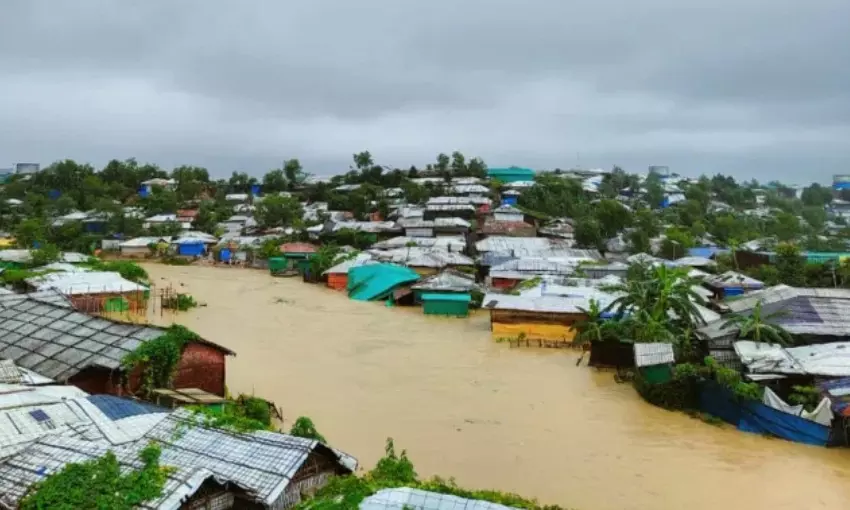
[574,299,609,346]
[605,264,707,330]
[721,300,791,345]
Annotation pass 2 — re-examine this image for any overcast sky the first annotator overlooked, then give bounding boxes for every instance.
[1,1,848,183]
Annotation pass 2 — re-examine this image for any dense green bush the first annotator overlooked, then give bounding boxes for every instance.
[633,369,699,411]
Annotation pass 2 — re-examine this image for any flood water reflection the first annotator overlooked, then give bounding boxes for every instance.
[144,264,850,510]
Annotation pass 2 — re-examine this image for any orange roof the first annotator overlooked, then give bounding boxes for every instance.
[177,209,199,218]
[279,242,317,254]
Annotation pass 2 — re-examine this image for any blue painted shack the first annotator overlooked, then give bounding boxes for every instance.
[174,239,206,257]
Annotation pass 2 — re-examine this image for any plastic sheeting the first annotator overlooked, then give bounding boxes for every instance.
[763,387,804,416]
[699,383,831,447]
[802,398,835,426]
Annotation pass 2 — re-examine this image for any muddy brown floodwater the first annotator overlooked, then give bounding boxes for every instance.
[143,264,850,510]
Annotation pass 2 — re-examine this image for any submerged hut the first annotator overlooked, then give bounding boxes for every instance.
[482,294,586,345]
[347,264,420,301]
[421,293,472,317]
[634,343,675,383]
[323,253,376,291]
[276,243,318,276]
[703,270,764,299]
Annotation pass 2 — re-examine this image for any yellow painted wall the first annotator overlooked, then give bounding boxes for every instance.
[0,238,16,248]
[491,322,576,343]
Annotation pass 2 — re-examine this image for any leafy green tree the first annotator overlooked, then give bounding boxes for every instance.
[574,299,617,345]
[15,218,47,248]
[228,171,256,193]
[467,157,487,178]
[254,195,304,228]
[775,242,806,286]
[353,151,373,171]
[53,195,78,215]
[627,229,652,254]
[605,264,707,344]
[283,159,307,190]
[594,199,632,238]
[801,183,832,207]
[801,206,827,231]
[767,212,801,241]
[659,227,695,260]
[263,169,287,193]
[573,216,603,249]
[139,187,179,216]
[450,151,466,175]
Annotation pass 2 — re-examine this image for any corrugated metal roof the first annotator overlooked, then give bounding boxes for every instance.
[371,237,466,251]
[361,488,518,510]
[427,196,491,206]
[634,343,675,367]
[490,258,576,276]
[450,184,490,194]
[425,204,477,212]
[705,270,764,289]
[27,271,147,295]
[701,285,850,338]
[0,407,356,510]
[399,217,471,229]
[120,236,171,247]
[673,256,717,268]
[0,296,233,380]
[482,292,615,314]
[411,270,481,293]
[323,253,377,275]
[332,221,401,233]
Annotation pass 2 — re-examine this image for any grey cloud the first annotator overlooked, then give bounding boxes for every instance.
[0,0,848,182]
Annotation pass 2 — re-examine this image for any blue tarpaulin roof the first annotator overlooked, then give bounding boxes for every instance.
[687,247,729,258]
[86,395,166,421]
[348,264,420,301]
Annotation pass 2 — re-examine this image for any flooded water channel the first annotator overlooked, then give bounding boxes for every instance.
[144,264,850,510]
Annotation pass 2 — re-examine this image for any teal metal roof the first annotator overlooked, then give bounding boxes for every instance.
[347,264,420,301]
[420,292,472,302]
[488,167,534,175]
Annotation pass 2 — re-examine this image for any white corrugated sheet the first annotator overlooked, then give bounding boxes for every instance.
[27,271,147,295]
[361,488,518,510]
[634,343,675,367]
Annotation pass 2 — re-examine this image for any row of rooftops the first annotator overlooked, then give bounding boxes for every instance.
[0,376,357,509]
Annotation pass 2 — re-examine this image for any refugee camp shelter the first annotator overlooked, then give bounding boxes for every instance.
[323,253,376,290]
[119,236,170,258]
[0,406,355,509]
[482,292,608,345]
[487,166,535,183]
[347,264,420,301]
[25,271,148,313]
[280,242,318,274]
[634,343,675,383]
[411,269,481,301]
[421,293,472,317]
[0,290,234,396]
[171,237,206,256]
[700,286,850,349]
[703,270,764,299]
[489,258,577,289]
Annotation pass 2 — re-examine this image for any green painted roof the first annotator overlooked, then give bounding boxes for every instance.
[420,292,472,302]
[348,264,420,301]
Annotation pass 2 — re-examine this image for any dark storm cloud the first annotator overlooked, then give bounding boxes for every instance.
[0,0,847,181]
